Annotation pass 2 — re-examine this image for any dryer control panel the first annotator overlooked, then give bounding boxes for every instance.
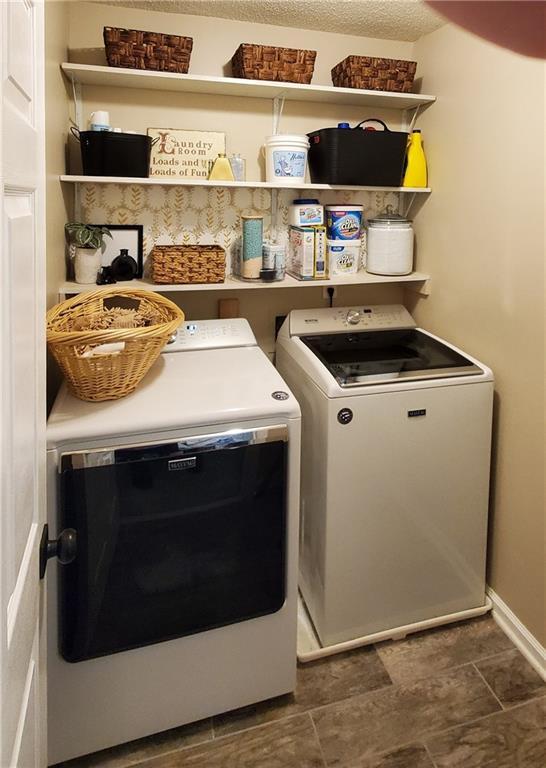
[289,304,416,336]
[163,318,256,352]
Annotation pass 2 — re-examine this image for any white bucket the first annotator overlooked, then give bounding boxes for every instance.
[264,134,309,184]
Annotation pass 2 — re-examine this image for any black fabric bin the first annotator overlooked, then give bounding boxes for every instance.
[75,130,153,177]
[307,124,408,186]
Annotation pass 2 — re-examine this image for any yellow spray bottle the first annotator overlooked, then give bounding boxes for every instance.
[403,130,428,188]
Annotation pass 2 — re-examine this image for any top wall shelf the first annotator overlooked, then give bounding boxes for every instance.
[61,63,436,110]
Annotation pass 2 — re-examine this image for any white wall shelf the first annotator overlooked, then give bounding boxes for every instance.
[61,63,436,110]
[60,176,431,193]
[59,271,431,299]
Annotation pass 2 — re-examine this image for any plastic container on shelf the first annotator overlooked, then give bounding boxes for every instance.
[327,240,360,276]
[72,128,154,177]
[264,134,309,183]
[240,215,263,279]
[307,120,408,186]
[289,198,323,227]
[403,130,428,187]
[325,205,363,241]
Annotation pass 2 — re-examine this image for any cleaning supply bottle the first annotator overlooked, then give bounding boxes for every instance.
[403,130,428,187]
[208,153,235,181]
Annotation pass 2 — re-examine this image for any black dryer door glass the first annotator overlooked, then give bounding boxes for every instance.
[58,428,287,662]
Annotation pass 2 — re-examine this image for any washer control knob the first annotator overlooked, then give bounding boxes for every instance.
[337,408,353,425]
[272,390,289,401]
[346,309,361,325]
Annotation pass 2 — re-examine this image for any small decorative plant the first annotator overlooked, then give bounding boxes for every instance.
[65,223,112,250]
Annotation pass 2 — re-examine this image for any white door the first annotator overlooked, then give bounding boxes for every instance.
[1,1,46,767]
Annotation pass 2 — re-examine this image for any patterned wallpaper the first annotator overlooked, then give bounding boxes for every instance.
[79,183,403,277]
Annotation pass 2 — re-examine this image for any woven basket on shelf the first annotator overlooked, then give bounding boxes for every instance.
[231,43,316,84]
[103,26,193,73]
[331,56,417,93]
[46,288,184,402]
[151,245,226,284]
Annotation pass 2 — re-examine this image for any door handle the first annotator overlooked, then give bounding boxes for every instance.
[39,524,77,579]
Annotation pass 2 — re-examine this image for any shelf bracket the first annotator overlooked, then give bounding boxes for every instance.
[405,278,432,298]
[401,192,416,218]
[70,77,83,130]
[270,187,278,241]
[401,104,421,133]
[272,96,285,135]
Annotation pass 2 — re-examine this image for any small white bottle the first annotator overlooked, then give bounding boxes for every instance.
[89,110,110,131]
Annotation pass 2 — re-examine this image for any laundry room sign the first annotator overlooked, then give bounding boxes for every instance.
[147,128,226,179]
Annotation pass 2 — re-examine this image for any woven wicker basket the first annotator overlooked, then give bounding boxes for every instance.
[103,27,193,73]
[47,288,184,402]
[231,44,316,84]
[331,56,417,93]
[151,245,226,284]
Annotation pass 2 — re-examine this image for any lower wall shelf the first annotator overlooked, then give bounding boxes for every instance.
[59,271,431,299]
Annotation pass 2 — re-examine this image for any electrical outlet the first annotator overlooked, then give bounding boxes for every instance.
[322,286,337,299]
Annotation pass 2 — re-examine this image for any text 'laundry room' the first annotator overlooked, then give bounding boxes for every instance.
[1,2,545,768]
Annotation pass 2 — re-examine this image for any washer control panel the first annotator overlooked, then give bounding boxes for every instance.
[163,318,256,352]
[289,304,416,336]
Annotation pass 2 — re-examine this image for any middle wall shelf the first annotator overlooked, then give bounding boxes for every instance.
[59,272,431,300]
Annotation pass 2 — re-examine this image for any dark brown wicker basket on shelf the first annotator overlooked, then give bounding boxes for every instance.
[103,27,193,73]
[151,245,226,284]
[331,56,417,92]
[231,43,316,84]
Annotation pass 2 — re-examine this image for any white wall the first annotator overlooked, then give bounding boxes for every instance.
[412,23,545,645]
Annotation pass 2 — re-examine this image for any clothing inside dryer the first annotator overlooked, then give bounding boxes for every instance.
[300,329,480,385]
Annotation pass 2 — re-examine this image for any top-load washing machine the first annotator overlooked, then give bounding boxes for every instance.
[276,305,493,654]
[46,319,300,764]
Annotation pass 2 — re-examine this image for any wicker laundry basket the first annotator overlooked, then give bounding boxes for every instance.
[331,56,417,92]
[231,43,316,84]
[103,26,193,73]
[47,288,184,402]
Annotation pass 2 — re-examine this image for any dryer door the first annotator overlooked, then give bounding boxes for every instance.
[57,425,288,662]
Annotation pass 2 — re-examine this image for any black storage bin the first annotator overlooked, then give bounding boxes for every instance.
[307,122,408,186]
[74,130,153,177]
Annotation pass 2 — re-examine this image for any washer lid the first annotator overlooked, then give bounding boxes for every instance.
[300,328,482,387]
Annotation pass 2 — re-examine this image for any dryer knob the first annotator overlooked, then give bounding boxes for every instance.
[337,408,353,425]
[346,309,361,325]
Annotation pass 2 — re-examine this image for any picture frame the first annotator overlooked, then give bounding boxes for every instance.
[147,128,226,180]
[100,224,144,278]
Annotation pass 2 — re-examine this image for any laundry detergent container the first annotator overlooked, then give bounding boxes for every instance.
[307,120,408,186]
[73,129,154,177]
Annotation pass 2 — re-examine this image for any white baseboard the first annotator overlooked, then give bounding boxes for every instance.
[486,586,546,681]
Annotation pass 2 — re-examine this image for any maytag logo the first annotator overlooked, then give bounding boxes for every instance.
[168,457,197,471]
[408,409,426,418]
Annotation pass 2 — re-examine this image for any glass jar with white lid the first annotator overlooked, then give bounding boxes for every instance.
[365,206,414,276]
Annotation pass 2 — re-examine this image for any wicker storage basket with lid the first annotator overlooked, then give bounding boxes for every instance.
[151,245,225,284]
[331,56,417,92]
[46,288,184,402]
[103,26,193,73]
[231,43,316,83]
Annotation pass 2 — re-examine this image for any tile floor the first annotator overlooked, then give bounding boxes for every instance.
[56,616,546,768]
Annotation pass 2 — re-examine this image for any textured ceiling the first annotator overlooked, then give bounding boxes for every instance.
[95,0,445,41]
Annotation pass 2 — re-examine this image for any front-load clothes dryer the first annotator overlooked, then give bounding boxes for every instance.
[46,319,300,764]
[276,305,493,654]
